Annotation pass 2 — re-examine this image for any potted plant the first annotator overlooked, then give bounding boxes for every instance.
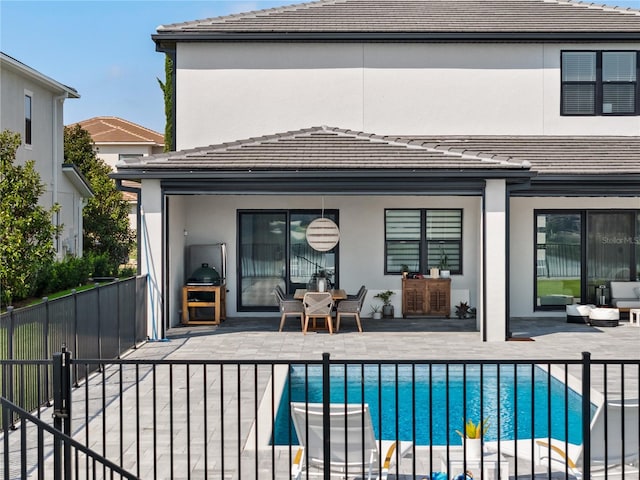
[455,418,489,459]
[374,290,395,318]
[370,304,382,319]
[439,249,450,278]
[455,301,471,319]
[401,264,410,278]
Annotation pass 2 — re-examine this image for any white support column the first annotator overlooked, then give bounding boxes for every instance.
[140,179,164,340]
[483,179,508,342]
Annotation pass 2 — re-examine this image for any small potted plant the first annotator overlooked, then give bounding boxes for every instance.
[455,418,489,459]
[455,301,471,319]
[370,304,382,319]
[400,264,410,278]
[374,290,395,318]
[439,249,450,278]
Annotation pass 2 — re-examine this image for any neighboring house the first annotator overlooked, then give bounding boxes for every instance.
[113,0,640,341]
[1,52,92,258]
[73,116,164,232]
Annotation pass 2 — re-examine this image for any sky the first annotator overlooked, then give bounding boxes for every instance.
[2,0,640,134]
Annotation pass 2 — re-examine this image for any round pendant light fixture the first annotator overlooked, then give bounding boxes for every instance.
[306,217,340,252]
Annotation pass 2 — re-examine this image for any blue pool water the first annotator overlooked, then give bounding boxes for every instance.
[272,364,592,446]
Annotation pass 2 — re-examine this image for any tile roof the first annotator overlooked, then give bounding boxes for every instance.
[73,117,164,146]
[115,126,640,176]
[156,0,640,35]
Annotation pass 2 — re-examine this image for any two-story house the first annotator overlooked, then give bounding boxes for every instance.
[112,0,640,341]
[1,52,92,258]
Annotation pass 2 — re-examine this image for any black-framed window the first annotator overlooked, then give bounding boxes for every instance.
[561,50,639,115]
[385,209,462,275]
[24,93,32,145]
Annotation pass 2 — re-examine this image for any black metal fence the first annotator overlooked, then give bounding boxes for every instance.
[0,276,147,423]
[1,351,639,480]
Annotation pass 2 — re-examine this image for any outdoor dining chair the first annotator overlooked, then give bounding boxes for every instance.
[302,291,334,334]
[336,287,367,333]
[274,285,304,332]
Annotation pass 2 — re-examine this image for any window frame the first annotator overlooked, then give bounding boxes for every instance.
[24,90,33,147]
[384,208,463,275]
[561,50,640,116]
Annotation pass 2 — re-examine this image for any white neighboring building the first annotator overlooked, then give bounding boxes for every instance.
[73,116,164,232]
[1,52,92,258]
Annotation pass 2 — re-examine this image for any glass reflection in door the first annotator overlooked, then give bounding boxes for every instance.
[239,212,286,308]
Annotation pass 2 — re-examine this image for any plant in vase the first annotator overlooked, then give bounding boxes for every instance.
[439,249,450,278]
[455,418,489,460]
[455,301,471,319]
[369,304,382,319]
[374,290,395,318]
[400,264,410,278]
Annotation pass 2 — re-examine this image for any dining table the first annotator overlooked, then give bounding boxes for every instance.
[293,289,347,301]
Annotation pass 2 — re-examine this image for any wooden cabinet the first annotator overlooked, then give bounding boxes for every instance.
[182,284,226,325]
[402,278,451,318]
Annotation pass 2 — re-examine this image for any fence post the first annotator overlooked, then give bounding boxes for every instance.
[116,279,121,358]
[52,346,72,480]
[322,352,331,480]
[72,289,79,387]
[96,283,103,362]
[6,307,14,404]
[43,297,51,403]
[582,351,591,480]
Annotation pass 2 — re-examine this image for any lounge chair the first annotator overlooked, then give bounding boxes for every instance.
[274,285,304,332]
[336,287,367,332]
[535,398,639,479]
[290,402,412,480]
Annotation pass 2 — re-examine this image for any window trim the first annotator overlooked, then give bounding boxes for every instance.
[384,208,463,276]
[561,50,640,116]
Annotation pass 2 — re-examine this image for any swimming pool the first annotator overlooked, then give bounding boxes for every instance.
[272,364,591,446]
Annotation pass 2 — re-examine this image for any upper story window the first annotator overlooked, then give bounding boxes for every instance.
[561,51,639,116]
[24,92,32,145]
[385,209,462,275]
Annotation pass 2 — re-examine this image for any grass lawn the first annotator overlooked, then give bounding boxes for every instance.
[537,278,581,298]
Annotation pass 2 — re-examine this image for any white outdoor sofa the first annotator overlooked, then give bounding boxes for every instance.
[610,281,640,311]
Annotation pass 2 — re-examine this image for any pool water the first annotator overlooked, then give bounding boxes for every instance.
[272,364,591,446]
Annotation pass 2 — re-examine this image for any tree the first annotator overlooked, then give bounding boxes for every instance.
[0,130,59,307]
[64,125,134,275]
[157,53,174,152]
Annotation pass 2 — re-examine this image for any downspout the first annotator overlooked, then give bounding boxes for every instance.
[53,92,68,256]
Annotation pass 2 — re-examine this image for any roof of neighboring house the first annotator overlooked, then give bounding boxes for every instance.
[0,52,79,98]
[74,117,164,146]
[154,0,640,44]
[113,125,640,176]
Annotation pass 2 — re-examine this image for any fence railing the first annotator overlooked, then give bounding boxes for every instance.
[0,276,147,423]
[1,351,638,479]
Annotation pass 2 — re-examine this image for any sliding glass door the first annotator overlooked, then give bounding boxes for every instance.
[535,210,639,309]
[587,212,636,303]
[238,210,339,310]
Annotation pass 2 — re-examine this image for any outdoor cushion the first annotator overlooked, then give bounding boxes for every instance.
[589,307,619,327]
[566,304,594,324]
[610,282,640,309]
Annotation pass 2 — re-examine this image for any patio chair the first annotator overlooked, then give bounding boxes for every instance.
[534,398,639,479]
[274,285,304,332]
[347,285,366,300]
[290,402,412,480]
[336,287,367,332]
[302,291,334,334]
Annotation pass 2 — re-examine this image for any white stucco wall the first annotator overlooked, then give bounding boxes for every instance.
[175,41,640,149]
[0,63,84,258]
[95,144,155,170]
[164,194,481,326]
[509,196,640,318]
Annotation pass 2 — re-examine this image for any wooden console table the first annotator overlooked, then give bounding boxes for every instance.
[182,284,226,325]
[402,278,451,318]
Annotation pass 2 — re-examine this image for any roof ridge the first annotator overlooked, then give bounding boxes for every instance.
[545,0,640,15]
[157,0,342,31]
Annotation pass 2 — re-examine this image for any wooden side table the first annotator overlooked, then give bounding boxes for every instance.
[182,284,226,325]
